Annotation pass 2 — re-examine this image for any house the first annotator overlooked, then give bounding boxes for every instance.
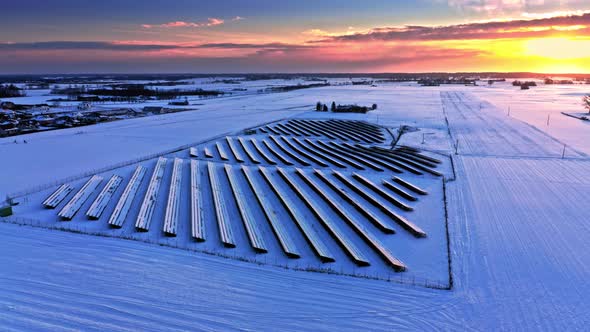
[0,120,19,130]
[143,106,163,113]
[54,115,78,128]
[168,99,189,106]
[1,101,16,110]
[29,105,50,113]
[0,127,19,137]
[77,102,92,111]
[0,109,16,119]
[97,108,138,117]
[32,115,55,127]
[334,104,371,113]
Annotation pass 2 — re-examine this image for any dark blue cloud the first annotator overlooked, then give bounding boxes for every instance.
[0,41,314,51]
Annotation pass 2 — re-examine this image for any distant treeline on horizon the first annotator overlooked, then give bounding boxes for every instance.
[0,72,587,83]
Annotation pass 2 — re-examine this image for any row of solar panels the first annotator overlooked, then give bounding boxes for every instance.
[261,119,386,144]
[42,159,431,271]
[191,135,442,176]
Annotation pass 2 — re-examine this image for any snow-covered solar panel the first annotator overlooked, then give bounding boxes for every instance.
[276,167,369,266]
[291,138,346,168]
[262,139,294,165]
[242,166,300,258]
[393,176,428,195]
[303,139,364,169]
[190,160,205,241]
[207,162,235,247]
[43,184,73,209]
[225,136,246,163]
[317,141,384,171]
[224,164,267,252]
[258,166,333,262]
[269,136,311,166]
[280,137,329,167]
[215,142,229,160]
[250,138,277,165]
[86,174,123,220]
[135,157,167,231]
[297,169,406,272]
[163,158,183,236]
[313,169,396,234]
[333,171,426,238]
[108,165,147,228]
[58,175,103,220]
[237,137,261,164]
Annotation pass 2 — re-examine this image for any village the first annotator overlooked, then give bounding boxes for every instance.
[0,100,196,137]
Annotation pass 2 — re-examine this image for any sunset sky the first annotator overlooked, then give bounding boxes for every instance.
[1,0,590,73]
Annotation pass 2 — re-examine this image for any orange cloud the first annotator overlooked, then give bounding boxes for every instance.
[313,12,590,42]
[2,11,590,73]
[142,18,225,29]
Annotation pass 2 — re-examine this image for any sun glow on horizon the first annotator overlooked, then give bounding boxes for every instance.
[524,37,590,60]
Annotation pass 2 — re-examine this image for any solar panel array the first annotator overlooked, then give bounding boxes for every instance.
[26,119,444,274]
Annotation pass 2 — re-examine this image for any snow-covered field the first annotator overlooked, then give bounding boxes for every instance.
[8,119,450,284]
[1,81,589,331]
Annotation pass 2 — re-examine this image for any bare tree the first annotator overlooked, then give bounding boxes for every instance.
[584,95,590,114]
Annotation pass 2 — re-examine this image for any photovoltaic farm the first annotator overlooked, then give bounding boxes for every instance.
[8,118,450,283]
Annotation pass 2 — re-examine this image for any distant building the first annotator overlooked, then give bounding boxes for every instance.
[32,115,55,127]
[1,101,16,110]
[334,104,371,113]
[143,106,164,113]
[96,108,138,117]
[544,78,574,85]
[29,105,50,114]
[168,99,189,106]
[78,102,92,111]
[0,109,16,118]
[0,127,19,137]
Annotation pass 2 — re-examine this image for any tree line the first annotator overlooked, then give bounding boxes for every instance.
[0,84,25,98]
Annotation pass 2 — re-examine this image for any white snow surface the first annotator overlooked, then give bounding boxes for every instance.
[1,82,590,331]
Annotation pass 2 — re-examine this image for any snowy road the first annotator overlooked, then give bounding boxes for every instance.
[447,156,590,330]
[442,91,586,158]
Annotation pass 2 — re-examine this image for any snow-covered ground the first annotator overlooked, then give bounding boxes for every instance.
[1,82,589,331]
[0,92,315,199]
[469,81,590,156]
[8,120,450,284]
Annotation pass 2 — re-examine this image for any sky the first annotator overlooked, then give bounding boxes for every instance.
[1,0,590,74]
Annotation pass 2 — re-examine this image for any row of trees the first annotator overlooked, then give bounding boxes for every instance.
[50,84,224,100]
[267,82,330,93]
[0,84,25,98]
[316,101,337,112]
[316,101,378,113]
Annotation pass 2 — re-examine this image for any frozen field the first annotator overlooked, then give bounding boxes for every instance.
[1,82,590,331]
[8,118,451,284]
